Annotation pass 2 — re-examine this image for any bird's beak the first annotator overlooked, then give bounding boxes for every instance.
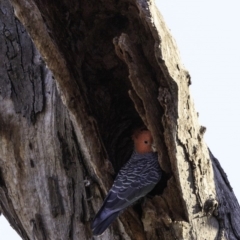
[151,144,157,152]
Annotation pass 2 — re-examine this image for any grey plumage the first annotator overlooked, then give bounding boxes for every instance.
[91,151,162,236]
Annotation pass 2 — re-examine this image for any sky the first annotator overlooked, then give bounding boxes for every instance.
[1,0,240,239]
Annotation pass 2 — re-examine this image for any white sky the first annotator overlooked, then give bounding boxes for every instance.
[1,0,239,239]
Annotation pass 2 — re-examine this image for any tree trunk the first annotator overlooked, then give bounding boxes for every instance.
[0,0,240,239]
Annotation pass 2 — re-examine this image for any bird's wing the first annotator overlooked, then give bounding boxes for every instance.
[91,153,161,235]
[103,154,161,211]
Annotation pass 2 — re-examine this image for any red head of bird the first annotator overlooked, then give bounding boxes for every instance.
[132,129,154,154]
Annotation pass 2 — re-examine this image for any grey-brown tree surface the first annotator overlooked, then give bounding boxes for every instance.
[0,0,239,239]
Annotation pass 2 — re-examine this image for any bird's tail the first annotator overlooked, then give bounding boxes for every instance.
[91,209,120,236]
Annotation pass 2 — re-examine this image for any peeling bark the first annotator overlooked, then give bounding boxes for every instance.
[0,0,240,239]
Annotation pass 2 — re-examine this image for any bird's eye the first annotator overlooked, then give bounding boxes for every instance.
[144,141,148,144]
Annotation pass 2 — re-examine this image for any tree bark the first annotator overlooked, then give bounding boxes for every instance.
[0,0,240,239]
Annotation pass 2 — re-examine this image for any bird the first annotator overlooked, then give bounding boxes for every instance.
[91,128,162,236]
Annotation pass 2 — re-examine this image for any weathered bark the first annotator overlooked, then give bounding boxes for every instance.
[0,0,240,239]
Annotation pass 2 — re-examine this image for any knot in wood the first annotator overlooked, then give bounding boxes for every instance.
[204,198,219,216]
